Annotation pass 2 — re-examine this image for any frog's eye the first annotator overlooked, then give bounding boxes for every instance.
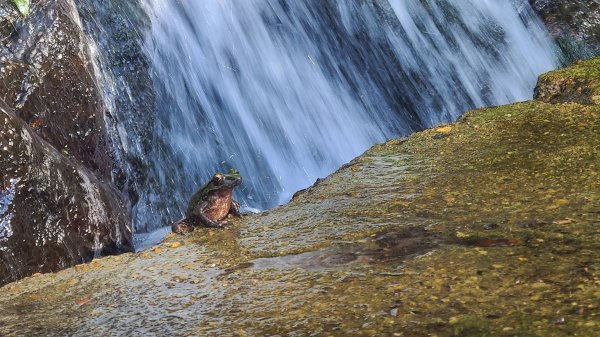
[212,173,225,185]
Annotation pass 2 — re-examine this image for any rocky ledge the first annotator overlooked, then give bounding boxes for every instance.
[0,58,598,336]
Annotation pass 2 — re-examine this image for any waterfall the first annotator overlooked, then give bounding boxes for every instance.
[133,0,557,231]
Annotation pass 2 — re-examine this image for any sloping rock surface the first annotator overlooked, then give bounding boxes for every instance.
[0,59,597,336]
[0,0,112,175]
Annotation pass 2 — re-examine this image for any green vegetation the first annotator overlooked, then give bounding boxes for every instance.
[541,57,600,81]
[536,57,600,105]
[11,0,30,16]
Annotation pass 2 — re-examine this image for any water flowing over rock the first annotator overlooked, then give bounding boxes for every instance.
[74,0,155,209]
[0,58,597,336]
[0,101,131,286]
[132,0,558,231]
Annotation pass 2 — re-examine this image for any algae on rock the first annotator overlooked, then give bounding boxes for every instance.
[535,57,600,105]
[0,58,598,336]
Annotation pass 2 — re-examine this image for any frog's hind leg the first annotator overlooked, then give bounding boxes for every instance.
[197,201,224,228]
[199,213,223,228]
[172,218,193,234]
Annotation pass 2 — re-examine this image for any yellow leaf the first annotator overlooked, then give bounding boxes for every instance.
[436,126,453,133]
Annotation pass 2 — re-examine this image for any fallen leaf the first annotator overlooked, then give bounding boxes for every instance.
[76,297,93,306]
[553,218,575,225]
[436,126,453,133]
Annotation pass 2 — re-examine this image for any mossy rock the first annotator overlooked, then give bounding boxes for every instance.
[535,57,600,105]
[0,58,598,336]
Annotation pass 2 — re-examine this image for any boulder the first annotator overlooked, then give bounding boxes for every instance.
[75,0,156,223]
[0,0,113,175]
[530,0,600,62]
[0,100,132,286]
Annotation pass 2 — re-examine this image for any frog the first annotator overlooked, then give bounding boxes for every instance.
[171,169,242,234]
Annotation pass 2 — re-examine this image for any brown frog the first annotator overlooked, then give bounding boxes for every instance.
[172,169,242,234]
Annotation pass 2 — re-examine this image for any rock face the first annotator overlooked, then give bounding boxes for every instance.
[0,59,597,336]
[0,101,132,286]
[75,0,156,209]
[0,0,114,175]
[530,0,600,62]
[0,0,137,285]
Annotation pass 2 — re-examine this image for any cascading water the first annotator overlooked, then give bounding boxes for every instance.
[132,0,557,232]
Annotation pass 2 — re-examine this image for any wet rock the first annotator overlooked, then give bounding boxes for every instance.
[0,0,113,175]
[534,57,600,105]
[0,50,598,337]
[0,101,132,286]
[530,0,600,62]
[75,0,156,215]
[459,238,521,248]
[481,222,498,230]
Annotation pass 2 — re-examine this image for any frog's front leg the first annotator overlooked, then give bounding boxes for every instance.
[229,200,241,217]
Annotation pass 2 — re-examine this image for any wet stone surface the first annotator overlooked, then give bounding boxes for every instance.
[531,0,600,62]
[0,0,113,175]
[0,61,599,335]
[0,102,131,285]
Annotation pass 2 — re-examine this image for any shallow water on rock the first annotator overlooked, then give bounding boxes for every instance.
[0,99,598,336]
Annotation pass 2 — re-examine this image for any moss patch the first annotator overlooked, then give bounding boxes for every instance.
[11,0,30,16]
[535,57,600,105]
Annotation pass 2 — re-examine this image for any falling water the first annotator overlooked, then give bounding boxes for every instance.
[133,0,557,231]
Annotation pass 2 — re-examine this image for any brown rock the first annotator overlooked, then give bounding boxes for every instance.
[0,0,113,175]
[0,100,132,286]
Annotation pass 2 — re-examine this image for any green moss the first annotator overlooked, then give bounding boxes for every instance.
[540,57,600,80]
[11,0,30,16]
[535,57,600,105]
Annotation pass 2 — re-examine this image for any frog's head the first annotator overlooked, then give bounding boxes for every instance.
[209,169,242,192]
